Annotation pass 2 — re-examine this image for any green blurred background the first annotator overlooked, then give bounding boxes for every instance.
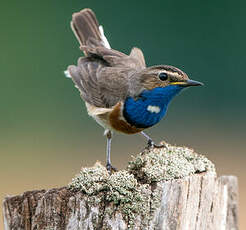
[1,0,245,228]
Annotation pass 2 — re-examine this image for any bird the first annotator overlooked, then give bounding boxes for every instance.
[65,8,203,173]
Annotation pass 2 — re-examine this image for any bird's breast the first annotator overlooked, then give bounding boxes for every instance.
[108,102,144,134]
[123,97,167,129]
[122,86,183,128]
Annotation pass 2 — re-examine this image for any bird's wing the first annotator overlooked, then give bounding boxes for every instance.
[97,66,137,107]
[67,8,147,108]
[68,57,106,108]
[68,57,136,108]
[82,44,146,70]
[129,47,146,70]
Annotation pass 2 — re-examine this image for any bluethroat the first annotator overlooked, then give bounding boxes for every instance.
[65,8,203,172]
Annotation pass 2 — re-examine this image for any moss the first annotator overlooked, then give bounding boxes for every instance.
[68,143,216,228]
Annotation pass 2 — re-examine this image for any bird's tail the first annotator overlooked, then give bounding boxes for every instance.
[71,8,111,55]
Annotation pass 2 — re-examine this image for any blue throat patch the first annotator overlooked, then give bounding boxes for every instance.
[123,85,183,128]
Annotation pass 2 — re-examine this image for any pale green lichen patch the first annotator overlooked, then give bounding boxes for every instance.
[68,161,109,194]
[128,143,216,183]
[105,170,150,226]
[106,170,141,205]
[68,163,150,227]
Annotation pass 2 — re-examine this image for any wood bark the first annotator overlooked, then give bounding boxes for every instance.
[3,173,238,230]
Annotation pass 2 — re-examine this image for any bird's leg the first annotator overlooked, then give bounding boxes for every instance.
[105,130,117,173]
[140,131,166,148]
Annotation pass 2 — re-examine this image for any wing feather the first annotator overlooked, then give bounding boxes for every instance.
[130,47,146,69]
[68,57,137,108]
[67,8,147,109]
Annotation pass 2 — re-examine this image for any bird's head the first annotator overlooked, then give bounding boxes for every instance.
[139,65,203,90]
[124,65,203,128]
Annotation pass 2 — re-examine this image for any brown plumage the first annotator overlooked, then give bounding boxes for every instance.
[67,9,191,110]
[67,9,183,109]
[66,8,203,172]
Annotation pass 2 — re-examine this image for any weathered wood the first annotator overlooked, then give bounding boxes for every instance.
[3,173,238,230]
[2,145,239,230]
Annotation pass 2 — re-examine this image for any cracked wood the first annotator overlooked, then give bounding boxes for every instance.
[3,173,238,230]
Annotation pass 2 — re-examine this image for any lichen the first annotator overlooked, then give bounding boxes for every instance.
[68,143,216,228]
[68,161,108,194]
[128,143,216,183]
[68,163,150,227]
[106,170,150,227]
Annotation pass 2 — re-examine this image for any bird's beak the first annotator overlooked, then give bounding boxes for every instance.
[170,79,204,87]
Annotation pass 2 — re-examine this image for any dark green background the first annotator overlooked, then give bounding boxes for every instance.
[1,0,245,227]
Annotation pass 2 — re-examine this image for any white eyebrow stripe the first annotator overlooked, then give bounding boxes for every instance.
[147,105,160,113]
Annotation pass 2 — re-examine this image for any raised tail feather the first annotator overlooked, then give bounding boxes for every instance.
[71,8,110,55]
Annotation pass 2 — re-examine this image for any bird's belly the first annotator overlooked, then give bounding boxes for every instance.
[86,102,143,134]
[85,102,112,130]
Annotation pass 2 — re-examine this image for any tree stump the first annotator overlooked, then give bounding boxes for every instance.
[3,144,239,230]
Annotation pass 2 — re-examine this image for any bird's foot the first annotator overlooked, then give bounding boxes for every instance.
[106,163,117,174]
[147,139,167,149]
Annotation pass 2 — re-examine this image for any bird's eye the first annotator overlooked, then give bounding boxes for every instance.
[158,72,168,81]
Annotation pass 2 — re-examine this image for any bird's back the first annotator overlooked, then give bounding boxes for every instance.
[67,8,146,108]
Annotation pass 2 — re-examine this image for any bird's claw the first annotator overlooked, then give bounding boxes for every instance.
[153,143,166,148]
[106,163,117,174]
[147,140,166,149]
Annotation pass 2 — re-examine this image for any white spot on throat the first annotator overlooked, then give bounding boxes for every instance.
[147,105,161,113]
